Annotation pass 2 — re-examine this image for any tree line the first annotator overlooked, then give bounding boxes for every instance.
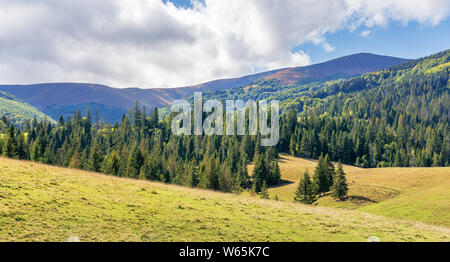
[0,105,281,194]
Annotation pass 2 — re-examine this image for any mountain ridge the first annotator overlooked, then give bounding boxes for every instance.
[0,52,409,122]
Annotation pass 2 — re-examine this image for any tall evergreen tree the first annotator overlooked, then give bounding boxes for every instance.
[294,170,316,204]
[252,153,268,193]
[331,161,348,201]
[312,155,330,195]
[3,125,17,158]
[89,141,103,172]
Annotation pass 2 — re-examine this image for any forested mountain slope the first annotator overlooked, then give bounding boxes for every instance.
[0,91,54,126]
[197,50,449,168]
[276,50,449,168]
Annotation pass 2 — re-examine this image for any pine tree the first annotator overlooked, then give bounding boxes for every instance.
[269,160,281,185]
[89,141,103,172]
[252,153,268,193]
[312,155,329,195]
[331,161,348,201]
[69,150,82,169]
[3,125,17,158]
[324,154,335,188]
[105,151,121,176]
[15,133,28,160]
[126,146,144,178]
[141,152,162,181]
[289,135,296,156]
[294,170,316,204]
[149,107,159,128]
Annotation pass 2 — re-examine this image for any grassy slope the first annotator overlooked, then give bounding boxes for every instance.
[259,154,450,227]
[0,158,449,242]
[0,92,54,125]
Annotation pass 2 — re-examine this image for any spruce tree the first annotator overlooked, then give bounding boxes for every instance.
[289,135,296,156]
[294,170,316,204]
[126,146,144,178]
[269,160,281,185]
[312,155,329,195]
[324,154,335,188]
[106,151,121,176]
[331,161,348,201]
[141,152,162,181]
[252,153,268,193]
[89,142,103,172]
[69,150,82,169]
[3,125,17,158]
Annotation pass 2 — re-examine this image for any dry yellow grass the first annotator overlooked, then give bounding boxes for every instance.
[1,157,449,242]
[256,154,450,226]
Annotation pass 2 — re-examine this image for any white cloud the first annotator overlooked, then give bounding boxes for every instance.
[0,0,448,88]
[361,30,371,37]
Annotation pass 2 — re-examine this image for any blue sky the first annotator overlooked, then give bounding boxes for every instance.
[299,19,450,63]
[166,0,450,63]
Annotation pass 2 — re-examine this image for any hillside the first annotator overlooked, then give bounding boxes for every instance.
[255,154,450,227]
[0,157,449,242]
[0,91,54,125]
[264,53,408,85]
[0,53,406,123]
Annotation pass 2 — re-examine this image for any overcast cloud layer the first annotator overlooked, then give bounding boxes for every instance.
[0,0,449,88]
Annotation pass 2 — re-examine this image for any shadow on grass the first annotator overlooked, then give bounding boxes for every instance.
[269,179,294,189]
[347,195,378,203]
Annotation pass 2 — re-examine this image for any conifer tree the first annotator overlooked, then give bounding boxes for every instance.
[294,170,316,204]
[105,151,121,176]
[312,155,329,195]
[269,160,281,185]
[3,125,17,158]
[89,141,103,172]
[252,153,268,193]
[289,135,296,156]
[69,150,82,169]
[141,152,162,181]
[324,154,335,188]
[16,132,28,160]
[331,161,348,201]
[126,145,144,178]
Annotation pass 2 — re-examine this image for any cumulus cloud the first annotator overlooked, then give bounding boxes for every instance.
[0,0,448,88]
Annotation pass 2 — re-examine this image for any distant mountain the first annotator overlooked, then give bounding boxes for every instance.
[0,53,408,123]
[0,91,54,125]
[264,53,409,85]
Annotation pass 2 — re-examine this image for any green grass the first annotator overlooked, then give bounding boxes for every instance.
[259,154,450,227]
[360,181,450,227]
[0,157,449,242]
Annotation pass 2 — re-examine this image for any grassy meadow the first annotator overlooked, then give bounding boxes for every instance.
[251,154,450,227]
[1,157,449,242]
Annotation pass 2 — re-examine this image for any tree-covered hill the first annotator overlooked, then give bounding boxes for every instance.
[194,50,449,168]
[277,50,449,168]
[0,91,54,126]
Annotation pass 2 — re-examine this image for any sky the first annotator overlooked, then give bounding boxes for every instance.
[0,0,449,89]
